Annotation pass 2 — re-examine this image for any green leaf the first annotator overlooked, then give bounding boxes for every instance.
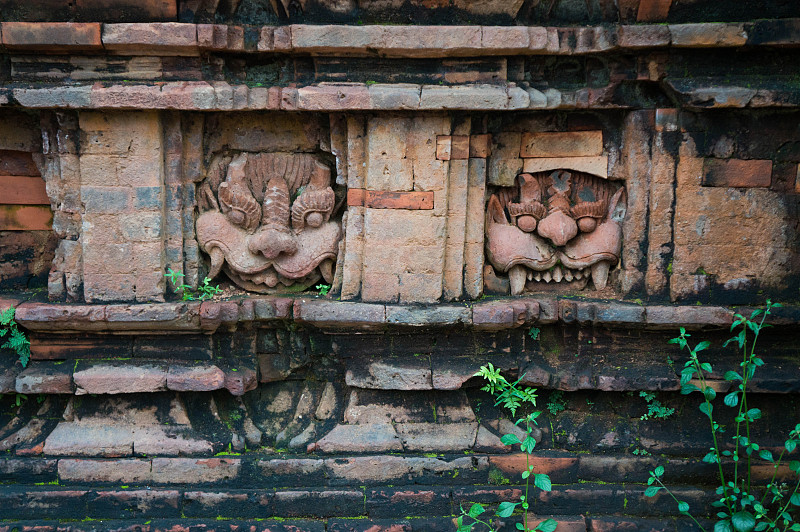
[501,433,522,446]
[516,523,525,530]
[704,387,717,401]
[700,402,713,418]
[758,449,774,463]
[468,503,485,518]
[715,520,734,532]
[747,408,762,421]
[521,436,537,453]
[535,519,558,532]
[645,486,662,497]
[790,493,800,507]
[696,341,711,352]
[701,362,713,372]
[731,511,756,532]
[682,384,701,395]
[786,440,797,453]
[678,501,690,513]
[724,371,743,382]
[496,501,518,518]
[724,392,740,407]
[655,466,665,477]
[534,473,552,491]
[791,461,800,473]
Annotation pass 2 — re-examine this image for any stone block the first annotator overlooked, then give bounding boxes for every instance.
[619,25,671,48]
[636,0,672,22]
[487,132,523,186]
[670,23,748,47]
[385,305,470,326]
[58,459,152,484]
[310,423,403,453]
[469,134,492,158]
[379,25,482,57]
[166,364,225,391]
[522,155,609,178]
[367,83,421,110]
[73,362,168,394]
[295,84,371,111]
[395,422,478,452]
[521,131,603,158]
[420,84,509,110]
[294,300,386,328]
[646,305,733,328]
[1,22,101,50]
[102,23,198,55]
[150,458,240,484]
[481,26,530,52]
[345,359,432,390]
[702,158,773,188]
[15,362,73,394]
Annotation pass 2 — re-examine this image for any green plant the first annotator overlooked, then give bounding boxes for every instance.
[1,307,30,367]
[633,448,651,456]
[646,301,800,532]
[165,269,222,301]
[545,391,567,416]
[639,391,675,421]
[528,327,541,341]
[456,363,557,532]
[316,283,331,296]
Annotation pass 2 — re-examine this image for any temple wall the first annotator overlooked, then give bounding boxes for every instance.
[0,2,800,531]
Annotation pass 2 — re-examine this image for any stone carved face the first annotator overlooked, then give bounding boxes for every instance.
[196,152,341,293]
[485,170,626,294]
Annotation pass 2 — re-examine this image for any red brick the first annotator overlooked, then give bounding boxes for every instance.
[199,301,239,332]
[364,191,434,210]
[1,22,101,51]
[451,135,469,159]
[436,135,452,160]
[637,0,672,21]
[223,365,257,396]
[347,188,366,207]
[102,23,197,55]
[166,364,225,391]
[58,459,152,483]
[15,362,73,394]
[702,158,773,188]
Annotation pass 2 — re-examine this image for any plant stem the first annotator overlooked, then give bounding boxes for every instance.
[655,478,707,532]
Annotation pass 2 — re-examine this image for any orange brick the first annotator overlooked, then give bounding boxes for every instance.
[469,134,492,158]
[347,188,366,207]
[637,0,672,21]
[1,22,102,51]
[436,135,452,160]
[365,191,434,210]
[702,158,773,188]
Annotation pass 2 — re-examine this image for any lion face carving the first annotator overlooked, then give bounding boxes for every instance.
[196,152,341,293]
[485,170,626,295]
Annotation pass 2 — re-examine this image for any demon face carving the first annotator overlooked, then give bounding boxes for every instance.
[196,152,341,293]
[485,170,626,294]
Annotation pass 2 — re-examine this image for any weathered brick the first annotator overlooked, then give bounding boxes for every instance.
[469,134,492,158]
[88,490,180,519]
[395,422,478,452]
[367,487,451,519]
[1,23,101,50]
[150,458,240,484]
[270,490,364,518]
[166,364,225,391]
[73,362,167,394]
[670,23,748,47]
[294,300,386,328]
[102,23,198,55]
[701,158,773,188]
[489,454,579,483]
[520,131,603,158]
[310,424,403,453]
[15,362,73,394]
[183,491,259,518]
[58,459,152,484]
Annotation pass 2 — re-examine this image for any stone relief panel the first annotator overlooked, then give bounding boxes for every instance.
[196,152,342,293]
[485,169,626,295]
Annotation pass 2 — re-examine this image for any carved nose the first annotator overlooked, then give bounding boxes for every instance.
[248,227,298,260]
[537,210,578,247]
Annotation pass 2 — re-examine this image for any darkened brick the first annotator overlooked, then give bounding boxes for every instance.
[270,489,365,518]
[367,487,451,519]
[88,490,180,519]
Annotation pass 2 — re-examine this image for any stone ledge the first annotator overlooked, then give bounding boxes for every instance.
[13,297,798,334]
[0,21,798,56]
[8,79,799,112]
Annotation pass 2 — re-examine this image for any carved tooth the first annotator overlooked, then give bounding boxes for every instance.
[208,247,225,279]
[533,271,542,282]
[564,268,574,282]
[527,271,533,282]
[574,269,583,280]
[542,270,552,283]
[319,259,335,284]
[509,265,527,295]
[591,261,610,290]
[553,265,563,283]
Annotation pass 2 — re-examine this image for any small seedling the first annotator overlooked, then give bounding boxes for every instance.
[165,268,222,301]
[639,391,675,421]
[316,284,331,296]
[1,307,30,367]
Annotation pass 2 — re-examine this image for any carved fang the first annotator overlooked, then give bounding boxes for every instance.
[208,247,225,279]
[319,259,334,284]
[509,265,527,295]
[591,261,610,290]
